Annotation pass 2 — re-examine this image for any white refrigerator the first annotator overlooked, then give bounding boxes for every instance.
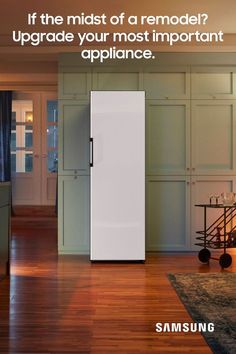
[90,91,145,261]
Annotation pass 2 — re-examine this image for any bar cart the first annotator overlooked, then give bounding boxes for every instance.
[195,204,236,268]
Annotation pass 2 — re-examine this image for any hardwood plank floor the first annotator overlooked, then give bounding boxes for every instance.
[0,227,235,354]
[11,206,57,229]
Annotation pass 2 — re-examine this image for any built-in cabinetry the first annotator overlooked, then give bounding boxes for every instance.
[146,176,191,251]
[58,100,90,176]
[58,66,91,254]
[58,54,236,253]
[58,176,89,253]
[191,176,236,250]
[0,183,10,278]
[146,100,190,176]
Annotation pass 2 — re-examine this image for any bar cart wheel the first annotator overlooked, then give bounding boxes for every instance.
[219,253,232,268]
[198,248,211,263]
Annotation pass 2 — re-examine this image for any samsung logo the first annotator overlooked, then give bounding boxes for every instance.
[155,322,215,333]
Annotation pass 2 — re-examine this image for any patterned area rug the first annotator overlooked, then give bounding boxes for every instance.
[168,273,236,354]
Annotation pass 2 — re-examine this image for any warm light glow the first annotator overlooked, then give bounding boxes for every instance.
[25,111,33,123]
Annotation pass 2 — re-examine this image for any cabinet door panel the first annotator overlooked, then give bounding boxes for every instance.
[58,101,90,175]
[93,71,139,90]
[192,101,236,175]
[191,67,236,99]
[146,176,190,251]
[58,176,89,254]
[147,101,190,175]
[143,68,190,99]
[59,68,91,100]
[191,176,236,250]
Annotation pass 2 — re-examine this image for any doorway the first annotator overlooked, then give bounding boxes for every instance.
[11,92,58,206]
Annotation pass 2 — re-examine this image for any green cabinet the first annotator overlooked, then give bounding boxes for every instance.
[191,176,236,249]
[58,176,89,254]
[191,66,236,99]
[58,65,91,254]
[191,100,236,175]
[146,176,190,251]
[92,68,140,91]
[146,100,190,176]
[143,67,190,99]
[58,67,91,100]
[58,100,90,175]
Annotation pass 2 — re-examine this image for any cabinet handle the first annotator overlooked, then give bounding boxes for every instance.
[34,154,39,158]
[192,182,196,185]
[90,137,94,167]
[187,181,190,185]
[192,167,195,171]
[187,167,190,171]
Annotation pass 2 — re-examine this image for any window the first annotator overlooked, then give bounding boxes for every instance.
[47,100,58,173]
[11,101,33,173]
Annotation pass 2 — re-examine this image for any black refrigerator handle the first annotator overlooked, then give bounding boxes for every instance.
[90,138,93,167]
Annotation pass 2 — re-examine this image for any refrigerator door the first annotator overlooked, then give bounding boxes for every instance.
[90,91,145,260]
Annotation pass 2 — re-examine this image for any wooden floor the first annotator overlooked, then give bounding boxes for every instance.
[11,206,57,229]
[0,227,235,354]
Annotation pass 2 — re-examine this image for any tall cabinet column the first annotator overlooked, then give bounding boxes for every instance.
[190,66,236,249]
[58,67,91,254]
[144,67,191,251]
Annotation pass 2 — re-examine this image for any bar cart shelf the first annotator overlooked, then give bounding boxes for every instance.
[195,204,236,268]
